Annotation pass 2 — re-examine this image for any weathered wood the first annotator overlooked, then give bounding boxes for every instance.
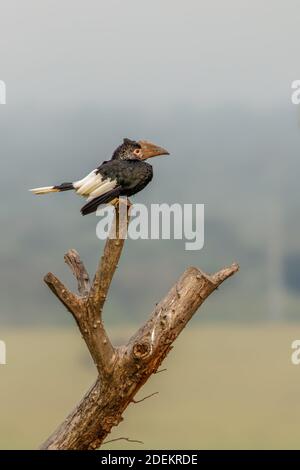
[64,249,90,296]
[89,201,130,314]
[40,204,239,450]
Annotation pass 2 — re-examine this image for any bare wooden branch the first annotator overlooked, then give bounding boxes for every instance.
[102,437,144,446]
[154,368,167,374]
[40,203,239,450]
[132,392,159,404]
[210,262,239,284]
[44,272,81,318]
[89,202,131,315]
[64,249,90,296]
[45,246,116,377]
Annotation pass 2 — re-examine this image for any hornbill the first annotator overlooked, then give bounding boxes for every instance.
[30,138,169,215]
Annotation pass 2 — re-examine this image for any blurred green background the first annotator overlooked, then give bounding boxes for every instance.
[1,325,300,450]
[1,0,300,449]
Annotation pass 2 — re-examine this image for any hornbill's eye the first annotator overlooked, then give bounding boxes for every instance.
[133,148,142,157]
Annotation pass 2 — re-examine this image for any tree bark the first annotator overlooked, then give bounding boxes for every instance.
[40,204,239,450]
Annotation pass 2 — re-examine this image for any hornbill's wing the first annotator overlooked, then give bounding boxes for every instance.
[79,159,141,214]
[80,187,122,215]
[75,159,131,198]
[74,169,116,198]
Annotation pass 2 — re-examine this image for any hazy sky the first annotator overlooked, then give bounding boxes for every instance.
[0,0,299,110]
[1,1,300,325]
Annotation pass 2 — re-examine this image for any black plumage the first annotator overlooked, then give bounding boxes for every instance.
[81,159,153,215]
[30,138,169,215]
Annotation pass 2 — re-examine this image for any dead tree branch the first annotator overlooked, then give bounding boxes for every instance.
[64,249,90,296]
[40,204,239,450]
[102,437,144,446]
[132,391,159,404]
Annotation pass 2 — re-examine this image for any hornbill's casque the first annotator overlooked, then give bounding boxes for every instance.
[30,138,169,215]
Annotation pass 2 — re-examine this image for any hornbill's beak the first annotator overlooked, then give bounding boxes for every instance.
[138,140,170,160]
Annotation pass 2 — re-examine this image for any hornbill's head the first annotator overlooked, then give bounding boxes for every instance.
[112,138,169,161]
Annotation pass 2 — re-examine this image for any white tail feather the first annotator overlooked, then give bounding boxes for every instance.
[29,186,58,195]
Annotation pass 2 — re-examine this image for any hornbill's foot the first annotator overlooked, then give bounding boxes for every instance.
[111,197,132,208]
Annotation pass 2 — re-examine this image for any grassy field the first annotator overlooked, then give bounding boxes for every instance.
[0,324,300,449]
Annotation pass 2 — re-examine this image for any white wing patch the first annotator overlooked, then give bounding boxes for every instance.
[87,180,117,201]
[73,170,99,195]
[73,169,117,199]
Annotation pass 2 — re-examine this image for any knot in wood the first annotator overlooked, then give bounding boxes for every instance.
[132,341,151,360]
[102,415,123,432]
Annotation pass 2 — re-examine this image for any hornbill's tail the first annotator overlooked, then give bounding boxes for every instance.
[30,182,74,195]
